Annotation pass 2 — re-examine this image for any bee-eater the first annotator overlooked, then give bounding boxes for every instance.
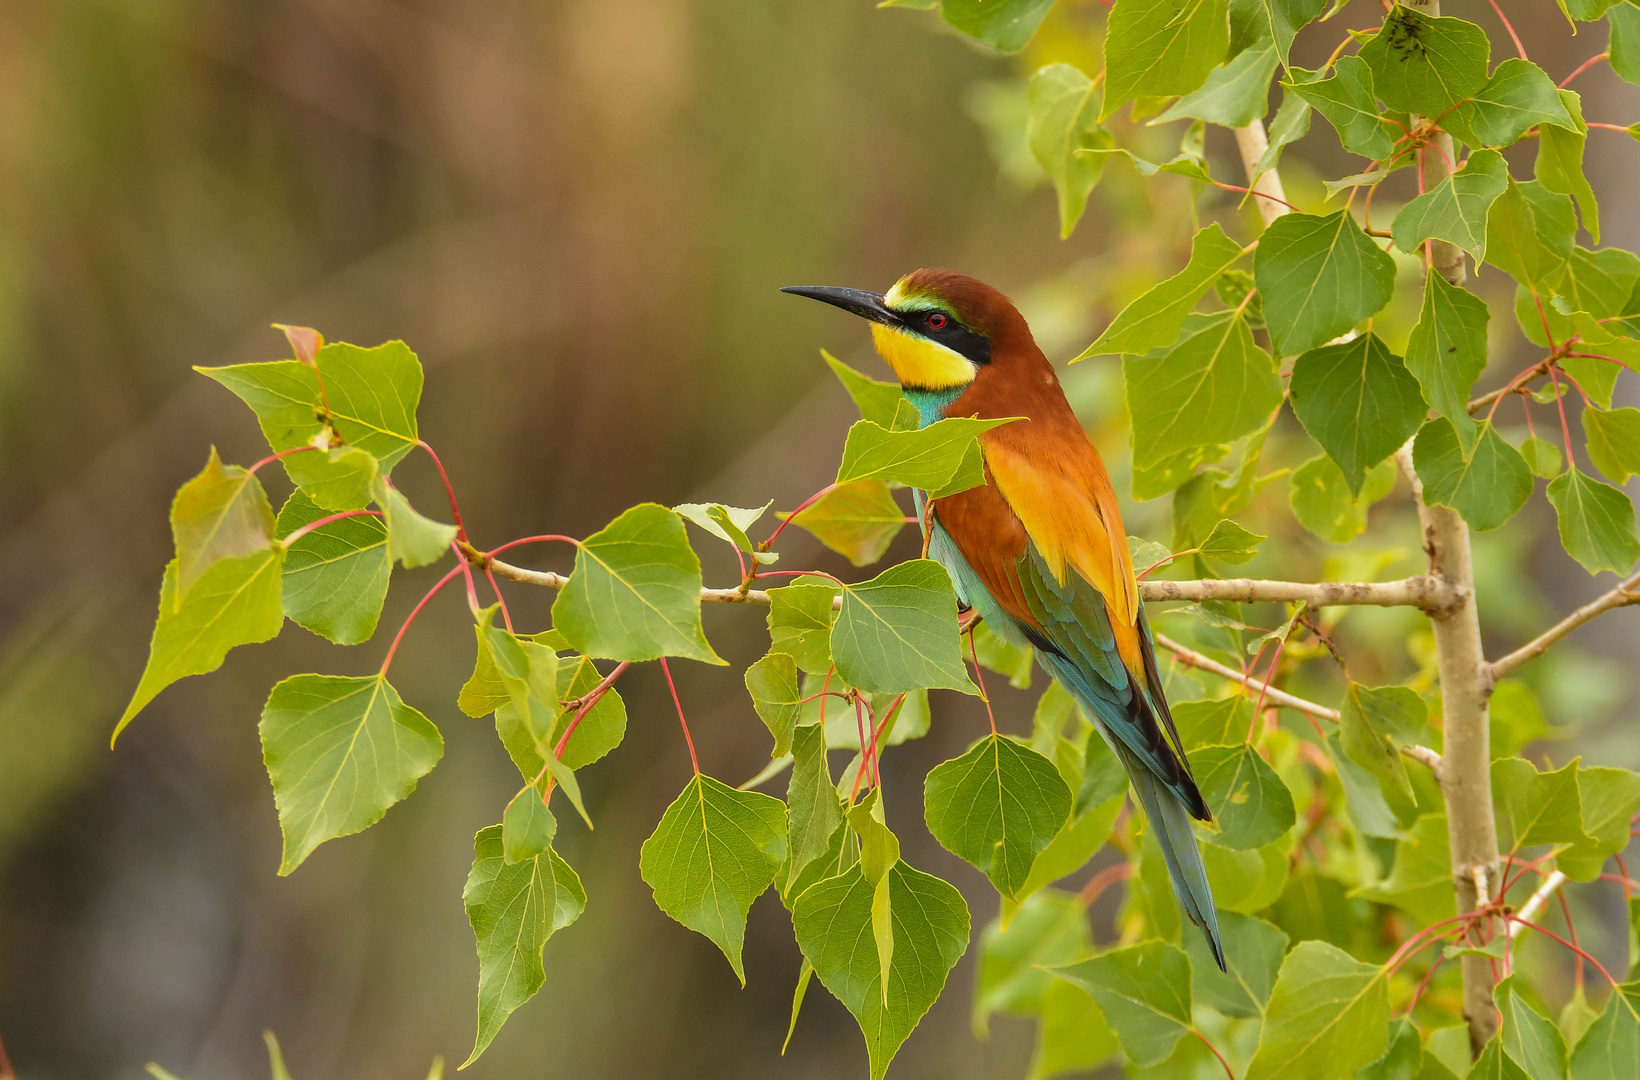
[783,270,1224,969]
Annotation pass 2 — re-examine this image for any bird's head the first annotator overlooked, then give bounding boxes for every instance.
[782,269,1029,393]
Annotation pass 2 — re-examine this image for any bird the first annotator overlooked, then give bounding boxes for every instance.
[782,269,1225,970]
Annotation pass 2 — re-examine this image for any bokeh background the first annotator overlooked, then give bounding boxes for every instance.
[1,1,1637,1077]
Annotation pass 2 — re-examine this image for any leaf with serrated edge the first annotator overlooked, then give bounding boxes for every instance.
[1190,743,1296,849]
[1496,975,1567,1080]
[1493,756,1596,850]
[785,480,905,567]
[1286,56,1397,160]
[1357,5,1489,116]
[1102,0,1230,121]
[171,447,275,602]
[835,417,1019,497]
[832,559,977,695]
[1546,467,1640,575]
[1048,941,1193,1066]
[1290,333,1426,496]
[1027,64,1112,238]
[1254,210,1397,356]
[1244,940,1389,1080]
[825,350,904,427]
[1406,272,1491,455]
[1447,59,1574,149]
[1186,910,1290,1019]
[1392,149,1509,262]
[372,477,456,569]
[275,491,390,645]
[1585,407,1640,483]
[261,673,444,874]
[1079,223,1246,359]
[1414,419,1534,533]
[924,734,1071,898]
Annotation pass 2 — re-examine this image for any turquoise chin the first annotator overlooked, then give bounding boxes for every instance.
[902,385,967,429]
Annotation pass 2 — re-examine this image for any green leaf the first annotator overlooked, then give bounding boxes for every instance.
[1486,179,1575,293]
[1254,77,1315,182]
[1185,910,1289,1019]
[924,734,1072,898]
[1014,794,1124,904]
[639,774,788,984]
[1199,518,1265,564]
[1584,407,1640,483]
[462,826,585,1067]
[458,607,511,719]
[1357,1018,1425,1080]
[1492,756,1595,849]
[673,500,771,557]
[1026,64,1112,238]
[547,655,627,769]
[1176,696,1256,749]
[767,581,839,674]
[260,673,444,874]
[832,559,977,694]
[1254,210,1398,356]
[294,446,379,513]
[1446,59,1575,149]
[1358,6,1490,117]
[1414,419,1534,532]
[940,0,1054,53]
[553,503,723,664]
[274,492,390,645]
[1340,683,1427,816]
[835,417,1018,497]
[170,447,275,601]
[791,860,969,1080]
[371,478,456,569]
[1191,743,1297,848]
[1027,979,1120,1080]
[503,787,557,865]
[785,480,905,567]
[1561,987,1601,1053]
[1496,975,1568,1080]
[1392,149,1509,262]
[974,888,1092,1033]
[314,341,424,468]
[1356,813,1454,921]
[1156,41,1280,128]
[1289,454,1397,543]
[1471,1038,1534,1080]
[1230,0,1326,65]
[1048,941,1194,1067]
[1568,981,1640,1078]
[114,552,286,742]
[1290,334,1426,495]
[1286,56,1398,160]
[825,350,905,428]
[745,651,800,758]
[1102,0,1231,122]
[784,720,844,898]
[1546,467,1640,575]
[1612,2,1640,86]
[1537,90,1599,244]
[1406,272,1491,454]
[1079,222,1246,359]
[1125,311,1282,469]
[1521,437,1563,480]
[1490,680,1551,760]
[1245,940,1391,1080]
[1562,767,1640,880]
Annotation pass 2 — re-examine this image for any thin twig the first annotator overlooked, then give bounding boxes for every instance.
[1155,633,1340,721]
[1402,743,1446,783]
[1508,871,1570,940]
[1489,568,1640,680]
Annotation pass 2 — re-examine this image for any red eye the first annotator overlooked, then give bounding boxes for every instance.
[927,312,948,330]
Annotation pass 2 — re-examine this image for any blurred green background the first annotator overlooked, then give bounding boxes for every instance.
[0,1,1636,1077]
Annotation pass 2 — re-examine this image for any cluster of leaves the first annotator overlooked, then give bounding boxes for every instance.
[112,3,1640,1080]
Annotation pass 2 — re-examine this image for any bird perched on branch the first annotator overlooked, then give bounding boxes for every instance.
[783,269,1224,970]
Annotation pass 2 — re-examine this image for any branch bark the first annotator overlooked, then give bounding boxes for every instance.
[1396,443,1498,1054]
[1507,871,1569,941]
[1154,633,1340,721]
[1233,119,1292,228]
[1489,567,1640,680]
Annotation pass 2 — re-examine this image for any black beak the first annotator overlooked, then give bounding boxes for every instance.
[780,285,903,327]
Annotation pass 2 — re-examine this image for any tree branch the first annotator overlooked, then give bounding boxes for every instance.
[1154,633,1340,721]
[1233,119,1292,228]
[1488,568,1640,681]
[1507,870,1569,941]
[1402,743,1446,782]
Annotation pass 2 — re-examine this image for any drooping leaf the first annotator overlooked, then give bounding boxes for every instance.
[1244,940,1391,1080]
[940,0,1055,53]
[825,350,904,428]
[1080,223,1246,360]
[1546,467,1640,575]
[503,787,557,865]
[1290,334,1426,495]
[1288,454,1397,543]
[115,552,287,742]
[1286,56,1398,160]
[275,492,391,645]
[1537,89,1599,244]
[1156,41,1280,129]
[744,651,801,759]
[1561,767,1640,880]
[791,860,969,1080]
[1521,437,1564,480]
[1414,419,1534,532]
[261,673,444,874]
[1230,0,1326,64]
[371,477,456,569]
[1125,311,1282,469]
[1612,2,1640,86]
[1585,407,1640,483]
[171,447,275,601]
[1254,210,1398,356]
[1496,975,1568,1080]
[639,774,788,984]
[784,720,844,898]
[1392,149,1510,262]
[673,500,771,558]
[1185,910,1290,1019]
[767,581,840,674]
[1446,59,1575,149]
[785,480,905,567]
[923,734,1072,898]
[1486,179,1575,294]
[1048,941,1194,1067]
[832,559,977,694]
[1491,756,1595,849]
[461,826,585,1067]
[835,417,1018,498]
[1405,271,1491,454]
[1339,683,1427,819]
[1199,518,1265,564]
[1358,6,1490,117]
[1254,75,1316,182]
[1026,63,1112,238]
[553,503,723,664]
[1190,743,1297,849]
[1102,0,1231,121]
